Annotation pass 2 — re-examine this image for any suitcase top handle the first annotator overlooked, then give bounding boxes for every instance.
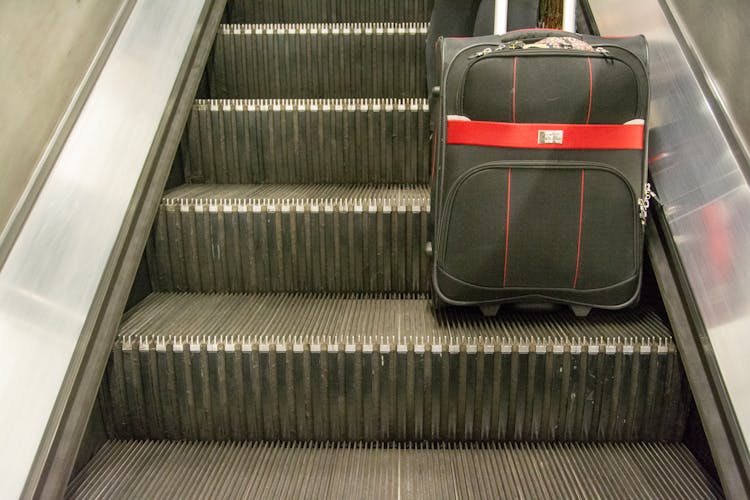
[494,0,577,34]
[499,29,584,43]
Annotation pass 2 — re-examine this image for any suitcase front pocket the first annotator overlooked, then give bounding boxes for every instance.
[439,162,639,291]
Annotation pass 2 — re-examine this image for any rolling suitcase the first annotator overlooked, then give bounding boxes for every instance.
[428,1,650,316]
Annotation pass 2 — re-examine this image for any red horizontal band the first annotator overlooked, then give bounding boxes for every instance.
[447,120,644,150]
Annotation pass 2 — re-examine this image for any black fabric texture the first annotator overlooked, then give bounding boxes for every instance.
[443,168,508,286]
[460,56,640,123]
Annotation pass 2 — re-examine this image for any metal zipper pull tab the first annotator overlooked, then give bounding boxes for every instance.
[638,183,658,225]
[469,42,512,59]
[468,47,493,59]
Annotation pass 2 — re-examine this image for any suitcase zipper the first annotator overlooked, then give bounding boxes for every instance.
[468,45,610,60]
[638,182,659,225]
[456,50,611,118]
[455,47,647,119]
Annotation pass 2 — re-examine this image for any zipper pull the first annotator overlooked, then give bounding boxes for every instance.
[638,183,659,225]
[468,47,493,59]
[468,42,514,59]
[594,46,615,64]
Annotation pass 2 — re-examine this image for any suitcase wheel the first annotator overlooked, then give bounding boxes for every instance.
[570,305,592,318]
[479,304,501,317]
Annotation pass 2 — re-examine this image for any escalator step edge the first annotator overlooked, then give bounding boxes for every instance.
[224,0,434,23]
[148,184,431,293]
[99,293,690,443]
[209,23,428,98]
[66,440,722,500]
[178,98,430,184]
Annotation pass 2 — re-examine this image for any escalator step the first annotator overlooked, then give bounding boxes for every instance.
[99,293,690,443]
[178,98,430,184]
[224,0,434,24]
[148,184,430,293]
[67,440,721,499]
[208,23,428,98]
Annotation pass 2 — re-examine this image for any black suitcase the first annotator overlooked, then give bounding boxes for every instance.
[429,30,650,316]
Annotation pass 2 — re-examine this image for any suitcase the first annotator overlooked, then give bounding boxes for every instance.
[428,25,650,317]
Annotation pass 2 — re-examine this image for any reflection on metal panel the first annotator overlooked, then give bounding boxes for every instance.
[0,0,127,240]
[667,0,750,162]
[0,0,206,497]
[588,0,750,460]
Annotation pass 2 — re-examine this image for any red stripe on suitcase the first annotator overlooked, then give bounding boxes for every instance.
[446,121,644,150]
[573,170,585,288]
[503,169,512,287]
[586,58,593,124]
[512,57,518,123]
[430,132,437,178]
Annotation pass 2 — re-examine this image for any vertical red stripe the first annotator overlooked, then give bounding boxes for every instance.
[586,58,593,124]
[573,170,585,288]
[512,57,518,123]
[503,169,512,287]
[430,132,437,178]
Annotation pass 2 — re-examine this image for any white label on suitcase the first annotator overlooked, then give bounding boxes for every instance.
[538,130,564,145]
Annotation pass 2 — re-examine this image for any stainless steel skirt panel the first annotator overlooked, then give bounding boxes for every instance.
[588,0,750,485]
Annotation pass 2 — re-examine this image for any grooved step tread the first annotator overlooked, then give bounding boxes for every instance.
[179,98,430,184]
[67,440,721,500]
[224,0,434,23]
[208,23,428,98]
[100,293,689,442]
[149,185,430,293]
[162,183,429,204]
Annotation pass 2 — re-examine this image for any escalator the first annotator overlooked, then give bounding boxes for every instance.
[64,0,724,497]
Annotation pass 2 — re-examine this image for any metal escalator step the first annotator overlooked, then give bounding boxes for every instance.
[99,293,690,442]
[147,184,430,293]
[67,440,722,499]
[224,0,434,23]
[209,23,428,98]
[178,99,430,184]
